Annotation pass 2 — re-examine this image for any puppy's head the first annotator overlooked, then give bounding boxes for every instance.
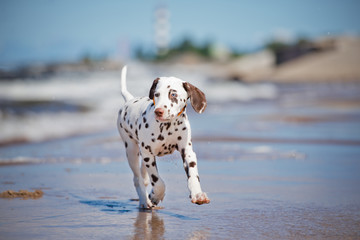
[149,77,207,122]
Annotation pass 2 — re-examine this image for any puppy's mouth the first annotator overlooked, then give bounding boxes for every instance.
[155,116,171,122]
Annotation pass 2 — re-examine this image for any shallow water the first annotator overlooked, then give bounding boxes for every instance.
[0,157,359,239]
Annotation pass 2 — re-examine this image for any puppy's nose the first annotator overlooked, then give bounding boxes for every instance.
[154,108,164,117]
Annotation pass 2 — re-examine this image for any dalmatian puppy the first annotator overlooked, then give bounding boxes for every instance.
[117,66,210,209]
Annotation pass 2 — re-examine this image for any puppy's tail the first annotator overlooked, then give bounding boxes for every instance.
[120,65,134,102]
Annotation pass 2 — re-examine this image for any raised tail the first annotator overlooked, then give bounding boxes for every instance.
[120,65,134,102]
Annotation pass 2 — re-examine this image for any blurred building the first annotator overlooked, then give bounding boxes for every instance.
[154,4,170,56]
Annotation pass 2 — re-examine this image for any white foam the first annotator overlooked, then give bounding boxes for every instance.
[0,62,278,144]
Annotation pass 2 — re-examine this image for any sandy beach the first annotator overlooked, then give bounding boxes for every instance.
[1,80,360,239]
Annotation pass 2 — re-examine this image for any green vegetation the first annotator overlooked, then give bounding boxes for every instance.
[80,52,109,65]
[135,37,243,62]
[265,37,313,65]
[265,37,312,53]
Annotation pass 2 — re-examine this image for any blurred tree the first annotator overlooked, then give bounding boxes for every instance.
[80,51,108,65]
[265,37,314,65]
[144,37,242,62]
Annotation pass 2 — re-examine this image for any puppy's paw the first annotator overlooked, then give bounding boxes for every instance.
[191,192,210,205]
[149,191,164,206]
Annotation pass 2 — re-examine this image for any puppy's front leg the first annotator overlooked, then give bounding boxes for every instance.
[140,150,165,207]
[179,144,210,205]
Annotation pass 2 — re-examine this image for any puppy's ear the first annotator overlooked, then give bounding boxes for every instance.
[149,78,159,99]
[183,82,207,114]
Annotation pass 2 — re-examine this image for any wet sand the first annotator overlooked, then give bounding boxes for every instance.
[0,151,359,239]
[1,83,360,239]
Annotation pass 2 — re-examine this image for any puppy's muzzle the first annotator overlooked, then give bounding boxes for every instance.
[154,108,164,118]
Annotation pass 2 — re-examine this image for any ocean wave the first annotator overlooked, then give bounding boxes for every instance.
[0,63,278,144]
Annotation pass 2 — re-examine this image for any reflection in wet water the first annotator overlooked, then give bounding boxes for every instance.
[132,211,165,240]
[78,198,211,240]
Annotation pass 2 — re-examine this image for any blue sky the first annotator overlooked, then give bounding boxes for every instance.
[0,0,359,67]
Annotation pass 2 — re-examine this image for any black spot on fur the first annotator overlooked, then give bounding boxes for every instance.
[145,123,149,128]
[184,166,189,178]
[157,134,164,141]
[151,174,158,183]
[189,161,196,168]
[145,145,152,154]
[146,164,150,168]
[181,148,186,161]
[139,124,141,130]
[125,142,128,148]
[178,136,182,141]
[143,117,147,123]
[197,175,200,182]
[168,132,172,135]
[144,157,150,162]
[152,161,156,167]
[182,127,187,131]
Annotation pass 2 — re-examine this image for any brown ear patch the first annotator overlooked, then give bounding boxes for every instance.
[183,82,207,114]
[149,78,160,99]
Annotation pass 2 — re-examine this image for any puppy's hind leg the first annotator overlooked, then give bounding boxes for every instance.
[123,139,152,209]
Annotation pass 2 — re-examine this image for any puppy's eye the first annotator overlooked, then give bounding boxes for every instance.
[155,93,160,97]
[171,93,177,98]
